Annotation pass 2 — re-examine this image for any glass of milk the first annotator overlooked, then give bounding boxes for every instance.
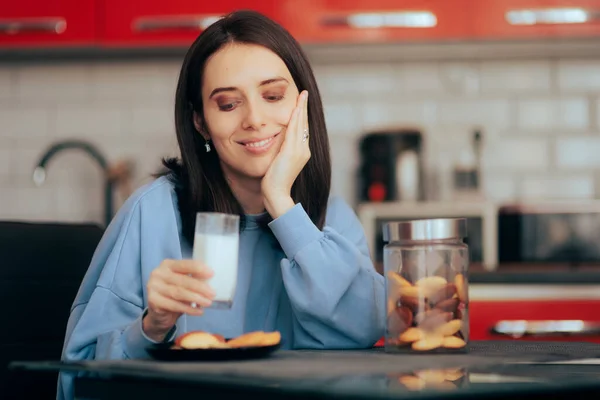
[193,212,240,309]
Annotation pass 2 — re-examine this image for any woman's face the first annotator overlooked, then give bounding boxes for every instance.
[197,43,299,180]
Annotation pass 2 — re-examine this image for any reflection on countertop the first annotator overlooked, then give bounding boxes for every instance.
[10,342,600,400]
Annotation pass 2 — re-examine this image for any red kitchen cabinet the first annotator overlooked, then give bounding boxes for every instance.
[470,299,600,344]
[280,0,473,44]
[0,0,96,48]
[99,0,282,48]
[472,0,600,40]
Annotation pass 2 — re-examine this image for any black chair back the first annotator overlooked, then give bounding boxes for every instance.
[0,221,103,399]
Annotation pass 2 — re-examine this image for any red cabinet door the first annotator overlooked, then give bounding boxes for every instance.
[280,0,473,44]
[470,300,600,344]
[473,0,600,40]
[0,0,96,48]
[100,0,281,48]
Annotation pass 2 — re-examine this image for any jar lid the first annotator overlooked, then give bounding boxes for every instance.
[382,218,467,242]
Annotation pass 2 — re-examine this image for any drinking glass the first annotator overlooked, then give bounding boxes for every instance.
[193,212,240,309]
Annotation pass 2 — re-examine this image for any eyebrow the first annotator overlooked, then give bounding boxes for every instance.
[208,77,289,99]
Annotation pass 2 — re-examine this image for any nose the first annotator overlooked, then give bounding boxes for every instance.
[242,100,267,131]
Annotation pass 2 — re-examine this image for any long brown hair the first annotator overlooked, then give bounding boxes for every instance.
[162,10,331,244]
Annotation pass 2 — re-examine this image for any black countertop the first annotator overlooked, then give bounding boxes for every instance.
[10,341,600,400]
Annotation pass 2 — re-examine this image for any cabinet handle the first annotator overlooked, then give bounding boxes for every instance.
[491,320,600,337]
[506,8,600,26]
[320,11,437,28]
[132,15,221,33]
[0,18,66,35]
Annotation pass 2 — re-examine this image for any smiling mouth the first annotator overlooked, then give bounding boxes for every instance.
[239,133,280,148]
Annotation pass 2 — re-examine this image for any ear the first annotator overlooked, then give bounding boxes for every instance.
[193,111,210,141]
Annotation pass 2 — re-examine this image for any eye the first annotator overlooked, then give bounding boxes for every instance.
[218,103,237,112]
[263,89,285,102]
[217,99,242,112]
[265,95,284,102]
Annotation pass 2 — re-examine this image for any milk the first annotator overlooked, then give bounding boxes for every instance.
[192,233,239,308]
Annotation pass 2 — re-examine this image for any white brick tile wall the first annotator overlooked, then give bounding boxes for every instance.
[323,102,362,136]
[131,105,175,137]
[55,184,103,224]
[437,99,512,128]
[0,187,17,219]
[3,185,58,221]
[556,137,600,168]
[133,142,179,182]
[596,97,600,129]
[1,56,600,223]
[517,97,589,131]
[0,138,12,184]
[330,136,360,206]
[398,63,446,95]
[91,61,178,102]
[361,101,437,131]
[438,62,480,96]
[483,174,518,201]
[480,61,552,94]
[15,63,92,103]
[55,104,129,139]
[0,66,14,101]
[0,187,9,214]
[521,175,595,199]
[422,125,483,168]
[483,137,549,170]
[314,63,400,100]
[0,106,51,138]
[557,60,600,92]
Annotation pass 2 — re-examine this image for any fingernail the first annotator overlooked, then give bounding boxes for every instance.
[201,297,213,307]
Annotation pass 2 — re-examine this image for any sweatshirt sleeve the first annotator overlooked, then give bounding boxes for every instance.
[268,196,385,349]
[57,187,177,400]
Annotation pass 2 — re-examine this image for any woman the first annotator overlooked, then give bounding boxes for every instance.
[58,9,385,400]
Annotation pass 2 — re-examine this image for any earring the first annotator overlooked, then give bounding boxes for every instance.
[204,139,211,153]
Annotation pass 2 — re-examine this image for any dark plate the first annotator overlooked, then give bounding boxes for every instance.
[146,341,282,361]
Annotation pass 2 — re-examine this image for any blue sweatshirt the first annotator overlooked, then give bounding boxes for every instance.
[57,176,385,399]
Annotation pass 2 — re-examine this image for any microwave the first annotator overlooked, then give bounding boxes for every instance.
[356,201,498,273]
[498,201,600,265]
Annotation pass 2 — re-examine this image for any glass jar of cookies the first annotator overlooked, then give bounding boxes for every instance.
[383,218,469,353]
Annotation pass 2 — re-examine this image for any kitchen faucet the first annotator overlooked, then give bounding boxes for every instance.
[32,139,114,227]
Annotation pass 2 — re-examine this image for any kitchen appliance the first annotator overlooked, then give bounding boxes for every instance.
[357,201,498,273]
[358,129,424,203]
[452,128,484,201]
[498,201,600,265]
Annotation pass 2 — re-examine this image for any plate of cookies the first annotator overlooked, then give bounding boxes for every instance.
[147,330,282,361]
